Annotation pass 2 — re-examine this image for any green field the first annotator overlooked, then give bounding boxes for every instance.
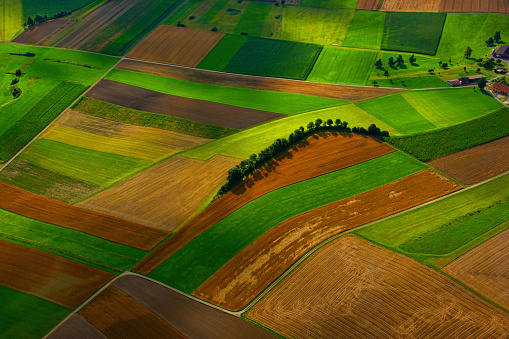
[381,12,446,55]
[233,1,273,36]
[198,0,229,24]
[342,10,385,50]
[182,103,387,160]
[0,208,146,272]
[149,151,427,293]
[437,13,509,63]
[224,37,322,80]
[106,69,345,114]
[301,0,358,8]
[21,0,96,19]
[387,107,509,161]
[308,48,378,85]
[355,174,509,267]
[372,76,448,89]
[0,284,70,339]
[280,6,354,45]
[20,139,150,187]
[197,34,248,71]
[1,0,22,41]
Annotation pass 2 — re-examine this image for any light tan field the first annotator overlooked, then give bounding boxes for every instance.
[381,0,441,12]
[77,155,239,230]
[356,0,381,10]
[128,25,224,67]
[444,227,509,310]
[439,0,509,13]
[247,234,509,338]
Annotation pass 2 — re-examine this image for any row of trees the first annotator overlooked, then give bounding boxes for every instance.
[375,54,416,69]
[214,119,389,200]
[25,11,71,27]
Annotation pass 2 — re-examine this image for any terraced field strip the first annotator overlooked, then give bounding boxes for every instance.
[134,133,395,273]
[48,314,106,339]
[439,0,509,14]
[77,155,240,231]
[0,182,168,250]
[195,169,461,310]
[444,226,509,310]
[78,286,185,338]
[355,0,381,10]
[247,235,509,338]
[117,58,403,101]
[381,0,441,12]
[0,239,114,309]
[128,25,224,67]
[85,79,284,129]
[427,136,509,185]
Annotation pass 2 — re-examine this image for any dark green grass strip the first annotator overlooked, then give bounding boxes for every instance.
[197,34,248,72]
[387,107,509,162]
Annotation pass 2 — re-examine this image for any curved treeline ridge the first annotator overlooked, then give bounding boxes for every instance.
[215,119,389,200]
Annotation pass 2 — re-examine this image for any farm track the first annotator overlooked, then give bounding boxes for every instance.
[134,132,395,274]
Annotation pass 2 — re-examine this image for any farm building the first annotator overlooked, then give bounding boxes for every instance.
[495,45,509,58]
[447,74,486,86]
[495,68,508,74]
[492,82,509,95]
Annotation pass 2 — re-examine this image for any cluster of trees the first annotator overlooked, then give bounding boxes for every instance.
[375,54,415,69]
[486,31,502,46]
[8,69,22,99]
[10,52,35,57]
[25,11,71,27]
[214,119,389,200]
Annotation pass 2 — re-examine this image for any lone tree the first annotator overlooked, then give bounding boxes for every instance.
[27,16,33,26]
[464,46,472,58]
[388,57,395,67]
[384,70,389,77]
[409,54,416,63]
[486,37,494,46]
[374,59,383,68]
[396,55,404,67]
[477,77,487,90]
[494,31,501,43]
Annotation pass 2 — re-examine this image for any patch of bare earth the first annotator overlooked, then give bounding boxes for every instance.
[48,314,106,339]
[439,0,509,13]
[381,0,441,12]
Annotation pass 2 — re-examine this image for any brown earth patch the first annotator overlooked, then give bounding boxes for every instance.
[13,19,72,45]
[381,0,441,12]
[439,0,509,13]
[111,274,274,338]
[427,136,509,185]
[48,314,107,339]
[78,285,185,338]
[134,133,396,274]
[85,79,283,129]
[0,239,114,309]
[247,234,509,338]
[444,227,509,310]
[195,169,461,310]
[356,0,382,10]
[0,182,169,251]
[77,155,240,231]
[128,25,224,67]
[117,58,403,101]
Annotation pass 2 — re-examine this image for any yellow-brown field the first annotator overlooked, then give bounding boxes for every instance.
[381,0,441,11]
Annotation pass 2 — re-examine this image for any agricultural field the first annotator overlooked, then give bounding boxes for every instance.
[439,0,509,14]
[77,155,240,231]
[197,34,248,71]
[195,169,461,310]
[21,0,97,19]
[380,0,442,12]
[301,0,358,8]
[48,314,106,339]
[427,136,509,185]
[247,234,509,338]
[341,10,385,49]
[1,0,22,41]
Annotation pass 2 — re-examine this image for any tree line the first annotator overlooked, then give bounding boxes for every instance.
[214,119,389,200]
[25,11,71,27]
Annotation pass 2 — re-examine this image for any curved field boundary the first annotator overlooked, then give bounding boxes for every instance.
[194,169,461,310]
[85,79,284,129]
[116,58,404,101]
[0,239,115,309]
[134,132,395,274]
[247,234,509,338]
[128,25,224,67]
[0,182,169,251]
[439,0,509,14]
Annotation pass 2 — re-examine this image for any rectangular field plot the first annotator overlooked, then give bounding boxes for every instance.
[247,235,509,338]
[356,0,380,9]
[128,26,224,67]
[280,6,354,45]
[47,314,106,339]
[195,169,461,310]
[308,48,378,85]
[233,1,274,36]
[439,0,509,14]
[197,34,248,71]
[381,12,446,55]
[301,0,358,8]
[380,0,441,12]
[1,0,22,41]
[223,37,322,80]
[342,10,385,49]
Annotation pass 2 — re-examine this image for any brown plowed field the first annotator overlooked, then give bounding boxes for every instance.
[0,182,168,251]
[85,79,283,129]
[356,0,381,10]
[111,274,275,338]
[48,314,107,339]
[134,133,396,274]
[128,25,224,67]
[439,0,509,13]
[381,0,441,12]
[247,234,509,338]
[195,169,461,310]
[427,136,509,185]
[444,227,509,310]
[78,286,185,339]
[77,155,240,231]
[13,19,72,45]
[0,239,114,309]
[117,59,403,100]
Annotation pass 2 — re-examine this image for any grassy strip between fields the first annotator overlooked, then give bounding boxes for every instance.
[149,151,427,293]
[73,97,238,139]
[387,107,509,162]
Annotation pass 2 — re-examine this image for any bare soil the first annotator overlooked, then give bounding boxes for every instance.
[356,0,382,10]
[48,314,107,339]
[439,0,509,13]
[247,234,509,338]
[0,182,169,251]
[381,0,441,12]
[85,79,284,129]
[427,136,509,185]
[13,19,72,45]
[134,133,395,274]
[117,58,403,101]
